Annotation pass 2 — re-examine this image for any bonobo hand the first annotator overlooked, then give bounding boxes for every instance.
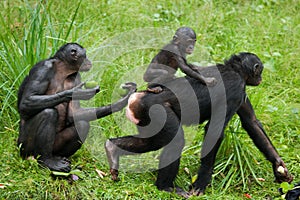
[71,83,100,100]
[73,86,100,100]
[121,82,137,96]
[273,159,293,183]
[205,77,217,87]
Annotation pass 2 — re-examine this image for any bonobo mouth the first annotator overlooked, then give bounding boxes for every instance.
[247,79,262,86]
[186,49,193,54]
[79,60,92,72]
[257,79,262,85]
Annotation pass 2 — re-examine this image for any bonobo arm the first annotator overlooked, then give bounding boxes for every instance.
[18,62,99,119]
[176,56,209,85]
[188,63,205,72]
[237,97,280,162]
[19,81,99,118]
[21,82,97,106]
[237,97,293,183]
[72,82,137,121]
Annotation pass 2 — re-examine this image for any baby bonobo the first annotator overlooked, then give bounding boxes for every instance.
[143,27,216,93]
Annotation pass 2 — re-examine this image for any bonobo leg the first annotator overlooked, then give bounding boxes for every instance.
[190,124,225,196]
[105,105,188,197]
[155,123,188,197]
[105,132,173,181]
[53,120,90,157]
[237,98,293,183]
[147,86,163,94]
[146,82,166,94]
[19,108,71,172]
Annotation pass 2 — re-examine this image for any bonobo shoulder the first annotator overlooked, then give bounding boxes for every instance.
[30,59,55,70]
[26,59,56,82]
[44,59,56,69]
[162,43,180,56]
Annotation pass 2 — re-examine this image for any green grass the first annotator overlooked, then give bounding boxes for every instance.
[0,0,299,199]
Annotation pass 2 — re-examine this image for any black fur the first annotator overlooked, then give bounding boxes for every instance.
[105,52,292,197]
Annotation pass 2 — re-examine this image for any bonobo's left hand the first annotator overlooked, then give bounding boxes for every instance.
[72,83,100,100]
[121,82,137,96]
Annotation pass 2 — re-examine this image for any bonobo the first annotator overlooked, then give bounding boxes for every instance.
[105,52,293,197]
[143,27,216,93]
[17,43,136,172]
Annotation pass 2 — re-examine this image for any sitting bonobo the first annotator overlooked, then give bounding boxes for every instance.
[143,27,216,93]
[17,43,136,172]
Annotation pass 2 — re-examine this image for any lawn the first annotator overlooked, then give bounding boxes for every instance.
[0,0,299,199]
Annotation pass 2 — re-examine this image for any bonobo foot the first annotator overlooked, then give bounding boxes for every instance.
[204,77,217,87]
[273,160,293,183]
[110,168,119,181]
[189,187,205,196]
[147,86,163,94]
[105,140,120,181]
[161,186,190,198]
[38,156,71,172]
[189,170,211,196]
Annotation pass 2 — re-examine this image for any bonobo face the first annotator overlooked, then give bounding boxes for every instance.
[242,53,264,86]
[55,43,92,72]
[174,27,197,55]
[184,38,196,55]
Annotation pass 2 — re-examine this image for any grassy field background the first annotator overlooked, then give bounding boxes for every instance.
[0,0,299,199]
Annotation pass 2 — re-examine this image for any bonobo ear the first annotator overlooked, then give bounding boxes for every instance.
[253,63,262,75]
[253,63,259,70]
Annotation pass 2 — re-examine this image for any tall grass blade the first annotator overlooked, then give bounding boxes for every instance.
[0,1,81,128]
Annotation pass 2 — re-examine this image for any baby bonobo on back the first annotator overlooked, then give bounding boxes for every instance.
[143,27,216,93]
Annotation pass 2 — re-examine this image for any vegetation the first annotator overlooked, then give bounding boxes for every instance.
[0,0,299,199]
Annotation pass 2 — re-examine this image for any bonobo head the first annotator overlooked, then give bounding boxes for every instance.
[240,52,264,86]
[173,27,197,55]
[53,43,92,72]
[227,52,264,86]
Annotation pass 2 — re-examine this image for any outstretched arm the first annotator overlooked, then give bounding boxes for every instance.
[72,82,137,121]
[237,96,293,183]
[18,61,99,119]
[19,80,99,120]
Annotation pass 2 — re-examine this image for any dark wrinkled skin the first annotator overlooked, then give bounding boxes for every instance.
[17,43,136,172]
[105,52,293,197]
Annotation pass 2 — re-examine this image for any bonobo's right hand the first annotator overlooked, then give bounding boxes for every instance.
[121,82,137,95]
[65,83,100,100]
